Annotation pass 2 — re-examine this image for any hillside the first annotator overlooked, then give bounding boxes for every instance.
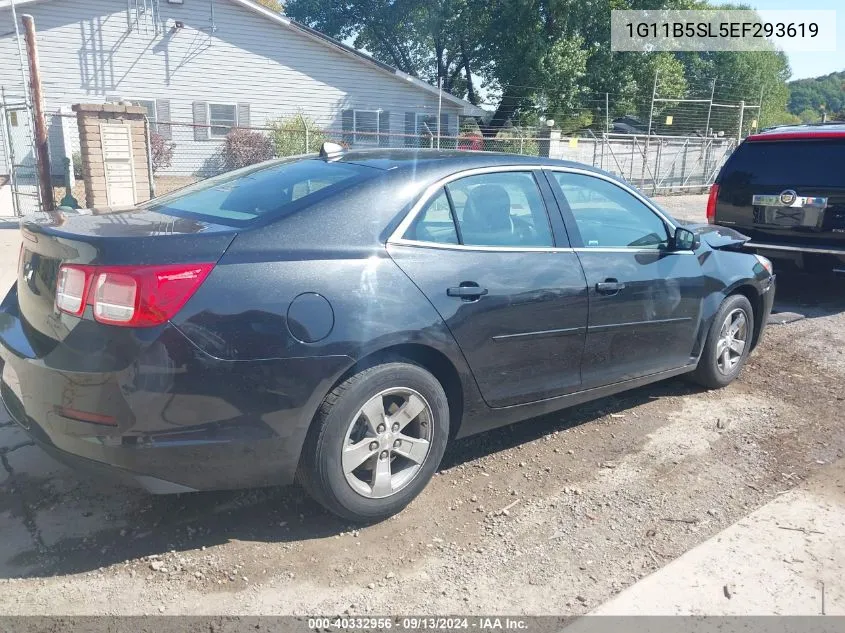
[788,71,845,120]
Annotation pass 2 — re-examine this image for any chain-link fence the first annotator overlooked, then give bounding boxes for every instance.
[35,111,735,211]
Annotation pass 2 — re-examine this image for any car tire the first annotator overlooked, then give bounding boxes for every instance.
[299,361,450,522]
[691,294,754,389]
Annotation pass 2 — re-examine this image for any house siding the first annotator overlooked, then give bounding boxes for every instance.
[0,0,463,177]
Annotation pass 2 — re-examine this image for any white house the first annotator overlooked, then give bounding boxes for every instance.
[0,0,483,178]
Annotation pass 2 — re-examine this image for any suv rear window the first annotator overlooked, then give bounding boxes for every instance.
[144,159,372,225]
[722,139,845,188]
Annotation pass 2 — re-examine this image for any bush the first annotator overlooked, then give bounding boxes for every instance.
[71,151,83,179]
[150,133,175,174]
[491,127,539,156]
[269,114,328,157]
[220,127,274,170]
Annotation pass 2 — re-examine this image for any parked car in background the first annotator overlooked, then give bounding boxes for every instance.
[611,115,649,135]
[0,147,774,522]
[708,124,845,273]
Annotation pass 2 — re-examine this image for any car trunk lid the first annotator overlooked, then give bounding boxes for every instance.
[17,208,237,343]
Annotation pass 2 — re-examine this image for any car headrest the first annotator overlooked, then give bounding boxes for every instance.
[462,184,512,233]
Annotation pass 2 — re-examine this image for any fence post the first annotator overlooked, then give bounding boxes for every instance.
[653,140,661,195]
[303,116,310,153]
[737,101,745,141]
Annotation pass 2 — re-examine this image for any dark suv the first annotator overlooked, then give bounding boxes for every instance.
[708,124,845,272]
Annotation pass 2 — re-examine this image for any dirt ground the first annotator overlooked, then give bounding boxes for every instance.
[1,195,845,615]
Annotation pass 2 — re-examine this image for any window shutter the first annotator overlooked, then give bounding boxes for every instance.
[237,103,250,128]
[193,101,209,141]
[156,99,171,139]
[341,109,354,145]
[378,111,390,147]
[405,112,416,147]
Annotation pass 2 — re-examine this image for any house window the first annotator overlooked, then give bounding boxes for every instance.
[415,113,437,147]
[354,110,379,145]
[416,114,437,137]
[132,99,157,132]
[209,103,237,138]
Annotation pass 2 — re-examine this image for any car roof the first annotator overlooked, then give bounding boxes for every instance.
[329,148,605,173]
[747,123,845,142]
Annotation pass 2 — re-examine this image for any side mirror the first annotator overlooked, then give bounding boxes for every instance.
[672,226,699,251]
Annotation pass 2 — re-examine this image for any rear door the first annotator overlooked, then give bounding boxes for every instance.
[387,168,589,408]
[545,169,705,388]
[715,137,845,248]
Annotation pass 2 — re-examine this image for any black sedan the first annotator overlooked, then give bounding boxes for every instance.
[0,147,775,522]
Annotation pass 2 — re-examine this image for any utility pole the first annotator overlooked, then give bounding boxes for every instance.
[704,78,716,137]
[605,92,610,135]
[436,76,442,150]
[737,100,745,142]
[22,14,53,211]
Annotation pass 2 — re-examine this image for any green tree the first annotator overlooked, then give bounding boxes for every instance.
[797,108,821,123]
[787,71,845,117]
[285,0,489,104]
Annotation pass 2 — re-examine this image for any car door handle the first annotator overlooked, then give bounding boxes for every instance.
[447,284,488,300]
[595,279,625,295]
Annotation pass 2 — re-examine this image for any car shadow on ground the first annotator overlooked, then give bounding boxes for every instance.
[772,269,845,319]
[2,378,698,580]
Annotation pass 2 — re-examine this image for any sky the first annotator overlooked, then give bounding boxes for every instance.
[712,0,844,79]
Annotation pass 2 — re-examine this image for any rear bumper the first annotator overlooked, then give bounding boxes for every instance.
[746,242,845,272]
[746,241,845,256]
[0,286,353,493]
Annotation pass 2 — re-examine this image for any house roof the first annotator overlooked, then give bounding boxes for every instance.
[0,0,485,117]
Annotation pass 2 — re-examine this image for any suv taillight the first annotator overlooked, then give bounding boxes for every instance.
[55,263,214,327]
[706,184,719,224]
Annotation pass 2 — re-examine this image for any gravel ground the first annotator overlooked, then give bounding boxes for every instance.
[1,195,844,615]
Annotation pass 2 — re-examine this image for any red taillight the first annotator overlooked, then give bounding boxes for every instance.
[706,184,719,224]
[55,262,214,327]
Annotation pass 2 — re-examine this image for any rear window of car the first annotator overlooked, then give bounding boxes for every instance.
[721,139,845,188]
[143,158,373,226]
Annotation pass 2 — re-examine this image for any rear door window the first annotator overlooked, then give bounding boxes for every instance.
[722,139,845,187]
[446,172,554,247]
[403,171,556,248]
[145,159,373,226]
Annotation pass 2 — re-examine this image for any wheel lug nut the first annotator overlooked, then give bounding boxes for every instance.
[377,424,386,433]
[369,441,378,451]
[391,423,400,432]
[380,450,389,459]
[393,439,401,448]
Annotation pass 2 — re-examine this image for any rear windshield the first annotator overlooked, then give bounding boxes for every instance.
[722,139,845,188]
[143,158,372,226]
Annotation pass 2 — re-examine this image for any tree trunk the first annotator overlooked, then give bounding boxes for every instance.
[484,94,520,135]
[460,39,478,106]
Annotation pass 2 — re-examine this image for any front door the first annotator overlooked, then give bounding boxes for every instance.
[545,169,705,388]
[388,169,588,408]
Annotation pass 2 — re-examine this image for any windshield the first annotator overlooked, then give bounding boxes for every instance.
[143,158,373,226]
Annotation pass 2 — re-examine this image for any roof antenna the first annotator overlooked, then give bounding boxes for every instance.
[319,141,345,159]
